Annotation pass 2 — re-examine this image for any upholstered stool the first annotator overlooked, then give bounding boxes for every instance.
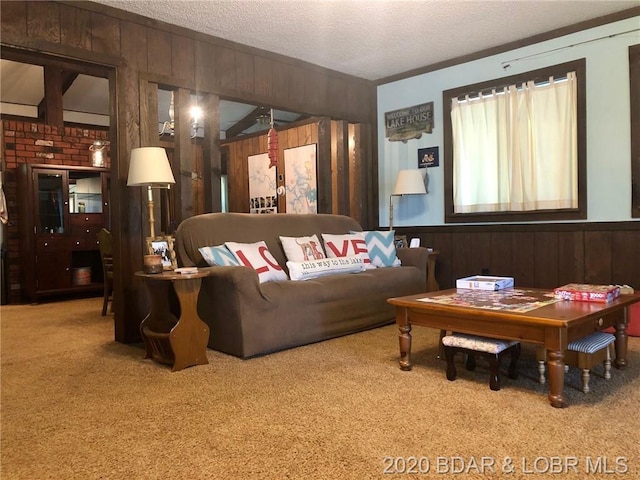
[536,331,615,393]
[441,333,521,391]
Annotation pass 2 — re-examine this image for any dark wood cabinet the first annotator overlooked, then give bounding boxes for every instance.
[18,164,110,303]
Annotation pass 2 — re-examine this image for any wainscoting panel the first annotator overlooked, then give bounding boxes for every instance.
[398,222,640,291]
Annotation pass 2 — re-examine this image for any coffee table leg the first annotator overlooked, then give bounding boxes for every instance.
[614,320,628,369]
[547,349,567,408]
[398,308,412,371]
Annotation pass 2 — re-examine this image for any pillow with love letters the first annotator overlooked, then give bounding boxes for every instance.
[225,241,288,283]
[321,232,374,269]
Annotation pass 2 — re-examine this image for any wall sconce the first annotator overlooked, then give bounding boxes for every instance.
[127,147,176,238]
[159,91,202,138]
[389,169,427,231]
[189,104,203,137]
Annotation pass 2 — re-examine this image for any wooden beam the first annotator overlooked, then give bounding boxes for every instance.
[41,66,64,127]
[224,106,264,138]
[37,70,79,121]
[174,88,192,225]
[203,93,221,212]
[333,120,350,216]
[316,117,332,214]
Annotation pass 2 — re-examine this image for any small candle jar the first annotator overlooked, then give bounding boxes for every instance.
[143,254,163,274]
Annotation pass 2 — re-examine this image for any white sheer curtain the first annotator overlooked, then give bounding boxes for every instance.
[451,72,577,213]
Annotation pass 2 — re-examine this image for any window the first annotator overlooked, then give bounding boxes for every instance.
[443,59,586,223]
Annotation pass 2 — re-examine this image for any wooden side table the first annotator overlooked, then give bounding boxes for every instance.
[135,268,212,371]
[427,249,440,292]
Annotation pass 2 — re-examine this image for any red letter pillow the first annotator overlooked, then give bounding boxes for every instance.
[321,232,374,269]
[225,241,288,283]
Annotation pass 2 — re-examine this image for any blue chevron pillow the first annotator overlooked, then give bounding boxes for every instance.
[198,245,240,267]
[354,230,401,268]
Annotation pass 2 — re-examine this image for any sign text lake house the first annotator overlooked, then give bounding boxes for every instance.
[384,102,434,142]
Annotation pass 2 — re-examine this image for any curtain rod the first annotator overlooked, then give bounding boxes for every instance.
[501,27,640,70]
[456,74,570,101]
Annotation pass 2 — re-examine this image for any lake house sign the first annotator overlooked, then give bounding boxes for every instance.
[384,102,434,142]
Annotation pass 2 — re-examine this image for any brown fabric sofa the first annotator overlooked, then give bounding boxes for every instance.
[175,212,428,358]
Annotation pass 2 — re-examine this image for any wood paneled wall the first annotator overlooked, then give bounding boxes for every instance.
[1,1,377,342]
[397,222,640,291]
[223,120,319,213]
[221,118,371,225]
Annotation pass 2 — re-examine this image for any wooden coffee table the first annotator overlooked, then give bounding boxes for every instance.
[388,288,640,408]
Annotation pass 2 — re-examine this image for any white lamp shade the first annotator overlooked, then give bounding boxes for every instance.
[392,169,427,195]
[127,147,176,187]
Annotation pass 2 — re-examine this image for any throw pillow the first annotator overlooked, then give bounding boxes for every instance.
[321,232,374,269]
[287,255,365,281]
[355,230,402,268]
[279,234,326,262]
[225,241,288,283]
[198,245,240,267]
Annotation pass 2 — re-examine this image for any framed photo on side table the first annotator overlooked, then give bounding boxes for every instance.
[146,235,177,270]
[394,235,408,249]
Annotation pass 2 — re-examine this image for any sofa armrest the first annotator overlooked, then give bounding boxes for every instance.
[396,246,429,270]
[203,265,271,302]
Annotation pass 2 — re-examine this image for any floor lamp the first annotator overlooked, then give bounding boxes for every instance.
[127,147,176,239]
[389,169,427,231]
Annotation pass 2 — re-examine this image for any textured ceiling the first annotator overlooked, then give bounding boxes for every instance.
[93,0,639,81]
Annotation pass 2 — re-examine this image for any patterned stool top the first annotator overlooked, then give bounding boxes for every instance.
[567,331,615,354]
[442,333,519,354]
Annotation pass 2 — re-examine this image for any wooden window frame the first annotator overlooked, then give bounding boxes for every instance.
[442,59,587,224]
[630,44,640,218]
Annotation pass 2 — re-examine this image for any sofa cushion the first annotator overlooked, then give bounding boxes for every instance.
[359,230,401,268]
[225,241,288,282]
[198,245,240,267]
[287,255,365,281]
[279,234,326,262]
[321,232,374,269]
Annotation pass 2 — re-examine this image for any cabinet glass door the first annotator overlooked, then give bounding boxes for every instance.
[69,171,103,214]
[36,171,65,234]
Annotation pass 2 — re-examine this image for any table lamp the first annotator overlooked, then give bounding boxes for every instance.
[127,147,176,238]
[389,169,427,231]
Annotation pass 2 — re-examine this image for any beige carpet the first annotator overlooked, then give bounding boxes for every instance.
[1,298,639,480]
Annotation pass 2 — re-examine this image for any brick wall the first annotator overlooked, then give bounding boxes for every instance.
[1,119,110,304]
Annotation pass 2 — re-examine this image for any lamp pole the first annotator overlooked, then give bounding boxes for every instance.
[146,185,156,238]
[389,194,395,231]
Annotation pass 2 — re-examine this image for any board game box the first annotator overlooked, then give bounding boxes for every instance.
[456,275,514,291]
[553,283,621,303]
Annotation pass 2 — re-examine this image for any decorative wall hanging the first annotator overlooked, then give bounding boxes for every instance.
[384,102,434,143]
[267,109,279,168]
[283,144,318,214]
[248,153,278,214]
[418,146,439,168]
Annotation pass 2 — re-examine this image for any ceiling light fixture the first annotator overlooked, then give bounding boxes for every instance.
[256,113,271,128]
